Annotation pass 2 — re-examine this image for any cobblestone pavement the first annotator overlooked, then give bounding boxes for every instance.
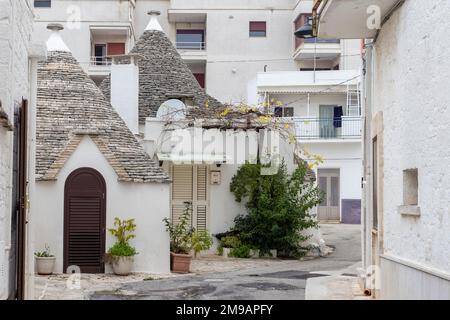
[34,223,362,300]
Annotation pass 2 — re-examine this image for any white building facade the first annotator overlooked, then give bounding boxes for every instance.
[316,0,450,299]
[31,0,364,225]
[255,0,363,224]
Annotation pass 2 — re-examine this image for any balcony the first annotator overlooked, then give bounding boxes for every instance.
[257,70,360,94]
[176,42,205,51]
[294,38,341,60]
[176,29,207,61]
[294,116,362,141]
[314,0,400,39]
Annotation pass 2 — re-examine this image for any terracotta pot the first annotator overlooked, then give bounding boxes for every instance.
[111,256,134,276]
[35,256,56,275]
[170,252,192,273]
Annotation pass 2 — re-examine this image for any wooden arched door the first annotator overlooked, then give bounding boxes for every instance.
[64,168,106,273]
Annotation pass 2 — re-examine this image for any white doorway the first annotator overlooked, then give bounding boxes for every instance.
[317,168,340,222]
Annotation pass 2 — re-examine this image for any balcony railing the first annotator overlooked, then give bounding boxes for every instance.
[176,42,206,50]
[294,116,362,140]
[90,56,112,66]
[304,38,340,44]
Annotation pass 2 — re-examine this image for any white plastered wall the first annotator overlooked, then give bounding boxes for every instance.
[34,136,170,274]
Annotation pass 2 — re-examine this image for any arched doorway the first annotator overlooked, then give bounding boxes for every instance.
[64,168,106,273]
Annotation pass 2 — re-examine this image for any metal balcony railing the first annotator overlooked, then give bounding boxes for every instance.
[294,116,362,140]
[176,42,206,50]
[304,38,340,44]
[90,56,112,66]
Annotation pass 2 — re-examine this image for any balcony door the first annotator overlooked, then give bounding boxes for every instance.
[319,105,336,138]
[317,169,340,221]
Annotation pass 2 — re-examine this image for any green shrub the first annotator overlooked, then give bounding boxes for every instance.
[229,245,251,258]
[230,161,323,257]
[221,235,241,248]
[191,230,213,258]
[217,246,224,256]
[108,242,137,257]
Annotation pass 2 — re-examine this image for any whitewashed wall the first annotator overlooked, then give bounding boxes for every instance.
[0,0,34,300]
[373,0,450,298]
[34,136,171,274]
[306,142,362,201]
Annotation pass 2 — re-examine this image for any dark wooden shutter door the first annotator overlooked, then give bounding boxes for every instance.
[64,168,106,273]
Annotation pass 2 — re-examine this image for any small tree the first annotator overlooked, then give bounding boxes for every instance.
[230,161,323,257]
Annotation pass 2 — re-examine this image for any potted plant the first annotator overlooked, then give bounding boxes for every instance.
[107,218,137,276]
[35,245,55,275]
[163,204,195,273]
[191,230,213,258]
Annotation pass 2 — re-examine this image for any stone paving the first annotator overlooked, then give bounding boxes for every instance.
[33,224,362,300]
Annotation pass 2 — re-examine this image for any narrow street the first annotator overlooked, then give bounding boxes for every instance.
[86,224,361,300]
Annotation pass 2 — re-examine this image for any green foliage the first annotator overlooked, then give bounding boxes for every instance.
[191,230,213,258]
[108,218,136,244]
[229,245,251,258]
[108,242,137,257]
[163,204,194,254]
[217,246,224,256]
[34,244,54,258]
[220,235,241,248]
[229,161,323,257]
[108,217,137,256]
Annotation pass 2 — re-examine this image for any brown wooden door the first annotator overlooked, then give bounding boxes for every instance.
[64,168,106,273]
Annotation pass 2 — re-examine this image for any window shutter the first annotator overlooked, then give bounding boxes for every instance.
[107,43,125,56]
[250,21,266,32]
[196,166,208,231]
[171,165,193,226]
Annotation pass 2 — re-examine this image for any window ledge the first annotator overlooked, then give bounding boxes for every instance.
[399,205,421,217]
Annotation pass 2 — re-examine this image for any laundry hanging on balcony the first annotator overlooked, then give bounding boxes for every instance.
[333,106,343,128]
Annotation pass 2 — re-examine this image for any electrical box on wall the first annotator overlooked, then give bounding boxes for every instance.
[210,171,221,185]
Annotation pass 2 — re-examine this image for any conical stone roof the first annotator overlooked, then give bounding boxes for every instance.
[99,29,224,123]
[36,50,170,183]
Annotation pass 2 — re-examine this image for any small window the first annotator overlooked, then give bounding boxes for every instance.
[403,169,418,206]
[34,0,51,8]
[249,21,266,37]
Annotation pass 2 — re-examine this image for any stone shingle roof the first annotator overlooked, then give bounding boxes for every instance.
[99,29,223,123]
[36,51,170,183]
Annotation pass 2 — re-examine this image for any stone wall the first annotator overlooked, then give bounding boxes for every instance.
[0,0,33,300]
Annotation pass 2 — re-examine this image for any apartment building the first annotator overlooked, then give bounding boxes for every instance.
[32,0,298,101]
[314,0,450,299]
[0,0,45,300]
[31,0,363,225]
[255,0,363,224]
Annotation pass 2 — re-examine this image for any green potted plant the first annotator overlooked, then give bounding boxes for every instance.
[107,218,137,276]
[34,244,55,275]
[163,203,194,273]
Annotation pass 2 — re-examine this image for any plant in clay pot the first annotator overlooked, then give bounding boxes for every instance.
[163,203,195,273]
